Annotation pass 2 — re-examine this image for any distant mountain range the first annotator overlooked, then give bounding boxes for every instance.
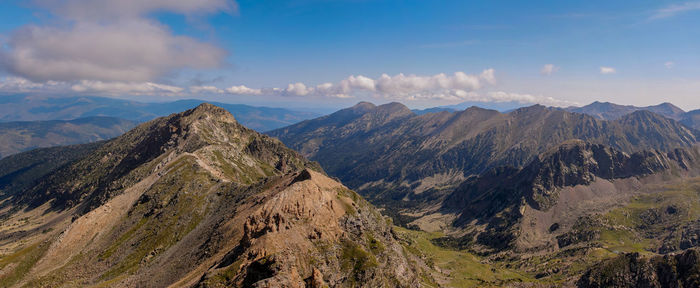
[0,116,136,158]
[413,100,525,115]
[565,101,689,120]
[565,101,700,131]
[0,94,320,132]
[270,102,698,210]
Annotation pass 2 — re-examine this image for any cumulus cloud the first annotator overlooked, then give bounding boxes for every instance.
[665,61,675,69]
[221,70,497,100]
[600,67,616,74]
[541,64,559,76]
[0,1,232,83]
[190,85,224,94]
[285,82,312,96]
[486,91,577,107]
[650,2,700,20]
[225,85,262,95]
[2,21,227,82]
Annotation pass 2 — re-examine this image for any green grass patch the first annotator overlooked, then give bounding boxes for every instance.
[0,241,50,287]
[394,226,531,287]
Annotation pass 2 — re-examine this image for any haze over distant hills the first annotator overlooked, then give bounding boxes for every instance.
[0,94,320,132]
[413,101,527,115]
[0,117,136,158]
[566,101,685,120]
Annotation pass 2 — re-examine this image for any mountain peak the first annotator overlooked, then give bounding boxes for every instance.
[375,102,412,114]
[185,102,237,123]
[350,101,377,112]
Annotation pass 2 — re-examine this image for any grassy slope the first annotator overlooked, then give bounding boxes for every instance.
[394,226,533,287]
[395,176,700,287]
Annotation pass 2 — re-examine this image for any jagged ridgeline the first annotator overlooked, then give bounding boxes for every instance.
[270,101,700,285]
[269,102,699,211]
[0,104,420,287]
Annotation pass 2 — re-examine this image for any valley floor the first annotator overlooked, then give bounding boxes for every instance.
[394,176,700,287]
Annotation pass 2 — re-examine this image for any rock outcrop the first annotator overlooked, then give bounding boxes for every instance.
[577,248,700,288]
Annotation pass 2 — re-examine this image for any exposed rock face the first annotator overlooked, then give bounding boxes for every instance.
[577,248,700,288]
[0,103,419,287]
[442,140,699,251]
[197,170,417,287]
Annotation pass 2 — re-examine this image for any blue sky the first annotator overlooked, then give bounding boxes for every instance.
[0,0,699,110]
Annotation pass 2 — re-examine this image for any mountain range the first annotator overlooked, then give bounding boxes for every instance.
[269,100,700,285]
[0,104,422,287]
[270,102,698,211]
[0,117,136,158]
[0,94,320,132]
[566,101,700,130]
[2,100,700,286]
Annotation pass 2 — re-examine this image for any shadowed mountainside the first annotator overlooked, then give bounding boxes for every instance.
[270,102,698,211]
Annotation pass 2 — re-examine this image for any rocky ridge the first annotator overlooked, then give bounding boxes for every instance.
[0,103,420,287]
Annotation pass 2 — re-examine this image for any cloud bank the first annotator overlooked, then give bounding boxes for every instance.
[0,0,232,84]
[0,69,575,107]
[212,69,498,101]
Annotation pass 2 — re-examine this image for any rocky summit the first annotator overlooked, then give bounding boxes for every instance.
[0,104,420,287]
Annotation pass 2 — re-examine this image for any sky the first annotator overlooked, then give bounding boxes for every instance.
[0,0,699,111]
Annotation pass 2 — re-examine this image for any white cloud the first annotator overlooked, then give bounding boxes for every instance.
[479,69,496,85]
[650,2,700,20]
[600,67,616,74]
[0,77,48,91]
[225,85,262,95]
[71,80,184,95]
[1,20,227,83]
[373,70,490,95]
[217,70,497,101]
[285,82,312,96]
[665,61,675,69]
[190,85,224,94]
[540,64,559,76]
[0,76,185,96]
[486,91,577,107]
[0,1,231,83]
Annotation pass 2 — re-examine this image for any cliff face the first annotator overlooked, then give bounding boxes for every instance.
[0,104,419,287]
[577,248,700,288]
[443,140,699,252]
